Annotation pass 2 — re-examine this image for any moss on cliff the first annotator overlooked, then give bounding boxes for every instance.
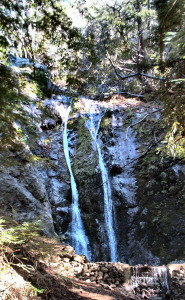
[73,117,103,241]
[135,148,185,264]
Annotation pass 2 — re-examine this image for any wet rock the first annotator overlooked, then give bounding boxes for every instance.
[110,164,123,175]
[18,164,47,202]
[56,117,62,126]
[49,179,70,206]
[49,150,58,160]
[41,118,56,130]
[48,168,58,177]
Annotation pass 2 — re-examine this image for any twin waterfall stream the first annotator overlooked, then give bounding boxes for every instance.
[55,99,117,261]
[85,105,117,262]
[62,105,91,260]
[53,96,169,290]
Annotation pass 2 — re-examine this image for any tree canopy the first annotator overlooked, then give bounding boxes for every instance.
[0,0,184,160]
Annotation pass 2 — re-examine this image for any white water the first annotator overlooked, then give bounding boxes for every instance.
[131,266,168,289]
[54,102,91,260]
[86,104,117,262]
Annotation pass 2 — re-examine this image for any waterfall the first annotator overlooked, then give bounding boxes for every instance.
[55,102,91,260]
[86,105,117,262]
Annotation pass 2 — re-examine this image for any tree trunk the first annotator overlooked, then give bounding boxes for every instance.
[136,0,145,83]
[159,30,165,72]
[136,1,144,70]
[147,0,151,45]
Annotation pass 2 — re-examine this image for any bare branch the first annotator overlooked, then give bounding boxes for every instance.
[112,91,144,98]
[105,46,165,81]
[126,108,163,138]
[161,0,179,28]
[91,91,145,100]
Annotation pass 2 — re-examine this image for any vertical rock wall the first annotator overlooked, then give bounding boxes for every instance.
[0,96,184,265]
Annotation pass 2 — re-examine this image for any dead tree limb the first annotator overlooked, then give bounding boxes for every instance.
[126,108,163,138]
[105,47,165,81]
[112,91,145,98]
[161,0,178,28]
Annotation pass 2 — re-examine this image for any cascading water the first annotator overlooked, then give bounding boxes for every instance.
[131,266,168,289]
[86,103,117,262]
[54,101,91,260]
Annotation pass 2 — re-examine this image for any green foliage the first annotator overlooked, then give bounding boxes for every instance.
[0,0,83,84]
[0,218,41,247]
[19,67,51,99]
[0,64,39,166]
[0,0,184,164]
[150,0,185,159]
[0,64,24,151]
[23,284,45,297]
[156,51,185,159]
[157,120,185,159]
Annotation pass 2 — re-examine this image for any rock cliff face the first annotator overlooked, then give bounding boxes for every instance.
[0,165,55,236]
[1,95,184,265]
